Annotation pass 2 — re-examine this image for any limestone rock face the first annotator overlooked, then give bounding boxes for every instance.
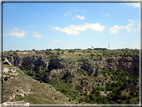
[41,69,65,83]
[77,59,96,76]
[2,54,139,83]
[2,55,49,73]
[48,58,65,70]
[94,57,139,75]
[62,70,76,80]
[3,58,12,65]
[117,58,139,75]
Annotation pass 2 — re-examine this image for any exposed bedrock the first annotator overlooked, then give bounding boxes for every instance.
[2,55,139,78]
[2,55,49,73]
[48,58,65,70]
[105,57,139,75]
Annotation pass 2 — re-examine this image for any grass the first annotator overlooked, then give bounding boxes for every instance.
[49,74,78,101]
[3,66,77,104]
[3,65,15,68]
[130,97,139,104]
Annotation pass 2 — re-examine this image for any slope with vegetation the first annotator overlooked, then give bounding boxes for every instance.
[2,48,140,104]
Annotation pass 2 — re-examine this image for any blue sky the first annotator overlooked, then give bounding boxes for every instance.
[3,2,140,51]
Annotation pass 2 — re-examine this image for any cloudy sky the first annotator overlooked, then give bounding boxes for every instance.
[3,2,140,51]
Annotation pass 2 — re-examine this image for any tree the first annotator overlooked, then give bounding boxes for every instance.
[95,90,100,97]
[130,90,135,97]
[101,87,106,91]
[122,95,127,100]
[90,95,96,101]
[85,97,90,103]
[106,83,112,91]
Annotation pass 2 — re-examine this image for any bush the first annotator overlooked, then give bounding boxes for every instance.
[101,87,106,91]
[106,83,112,91]
[130,90,135,97]
[95,71,98,76]
[128,95,133,99]
[83,77,89,81]
[84,93,87,96]
[89,94,96,101]
[95,90,100,96]
[122,95,127,100]
[85,97,90,103]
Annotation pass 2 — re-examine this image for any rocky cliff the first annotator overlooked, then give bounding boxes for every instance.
[2,55,139,82]
[2,55,49,73]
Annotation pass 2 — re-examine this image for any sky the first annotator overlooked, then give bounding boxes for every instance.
[2,2,140,51]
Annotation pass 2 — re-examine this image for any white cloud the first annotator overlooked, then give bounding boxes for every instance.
[125,26,131,32]
[4,27,28,38]
[67,11,72,15]
[128,24,133,27]
[76,15,85,20]
[128,19,135,22]
[72,17,75,20]
[64,11,72,17]
[71,7,78,11]
[109,23,139,34]
[132,23,140,32]
[32,31,42,38]
[123,0,140,7]
[48,25,51,27]
[82,9,86,12]
[51,23,105,35]
[105,13,110,16]
[53,40,62,42]
[109,25,124,34]
[127,3,140,7]
[52,27,80,35]
[64,13,67,17]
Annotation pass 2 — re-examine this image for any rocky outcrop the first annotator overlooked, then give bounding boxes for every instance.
[41,69,66,83]
[105,57,139,75]
[48,59,65,70]
[3,58,12,65]
[2,55,49,73]
[77,59,96,76]
[2,54,139,82]
[83,85,92,95]
[62,70,76,80]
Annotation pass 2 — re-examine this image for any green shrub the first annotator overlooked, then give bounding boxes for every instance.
[83,77,89,81]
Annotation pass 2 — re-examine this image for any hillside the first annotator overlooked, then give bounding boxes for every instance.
[2,65,77,104]
[2,48,140,104]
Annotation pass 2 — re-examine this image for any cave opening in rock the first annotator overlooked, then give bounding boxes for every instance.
[3,62,11,65]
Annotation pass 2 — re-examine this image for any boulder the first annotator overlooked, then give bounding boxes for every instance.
[3,58,12,65]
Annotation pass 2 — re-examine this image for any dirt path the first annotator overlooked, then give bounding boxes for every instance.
[57,77,65,88]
